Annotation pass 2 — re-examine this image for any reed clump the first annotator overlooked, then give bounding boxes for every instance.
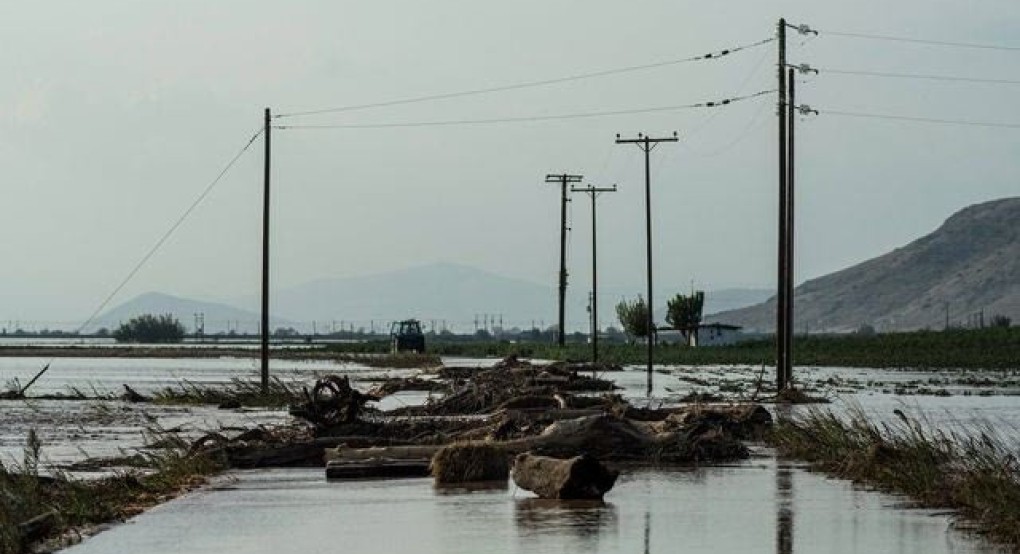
[151,377,302,407]
[770,406,1020,548]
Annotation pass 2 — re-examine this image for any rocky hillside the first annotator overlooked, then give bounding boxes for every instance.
[708,197,1020,332]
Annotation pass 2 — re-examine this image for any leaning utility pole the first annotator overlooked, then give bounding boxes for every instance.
[775,19,791,392]
[615,132,678,395]
[570,183,617,366]
[545,173,582,346]
[260,107,272,393]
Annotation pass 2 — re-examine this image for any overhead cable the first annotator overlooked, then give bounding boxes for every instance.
[822,30,1020,52]
[275,90,775,130]
[821,109,1020,130]
[275,37,775,118]
[74,127,265,334]
[819,67,1020,86]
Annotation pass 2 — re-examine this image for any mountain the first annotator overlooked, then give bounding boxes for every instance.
[93,292,291,333]
[708,197,1020,332]
[241,262,555,331]
[227,262,771,333]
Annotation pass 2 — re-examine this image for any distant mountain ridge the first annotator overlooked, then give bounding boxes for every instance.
[92,292,291,333]
[708,197,1020,332]
[97,263,771,333]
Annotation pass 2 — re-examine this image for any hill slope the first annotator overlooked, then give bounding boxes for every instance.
[708,197,1020,332]
[93,292,291,333]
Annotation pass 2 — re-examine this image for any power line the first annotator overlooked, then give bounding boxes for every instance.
[822,30,1020,52]
[274,90,775,130]
[821,109,1020,130]
[75,127,265,334]
[275,37,775,118]
[820,67,1020,85]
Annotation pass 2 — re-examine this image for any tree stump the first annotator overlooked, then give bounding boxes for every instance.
[511,453,618,500]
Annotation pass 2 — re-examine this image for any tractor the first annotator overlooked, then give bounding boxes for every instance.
[389,319,425,353]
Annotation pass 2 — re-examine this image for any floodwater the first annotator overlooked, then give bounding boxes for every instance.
[0,357,1017,552]
[62,461,1007,554]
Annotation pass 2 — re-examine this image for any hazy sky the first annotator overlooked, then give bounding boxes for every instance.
[2,0,1018,324]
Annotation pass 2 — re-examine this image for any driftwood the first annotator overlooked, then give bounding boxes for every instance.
[122,384,150,403]
[18,510,58,543]
[289,376,379,427]
[325,412,752,465]
[430,442,509,484]
[326,459,431,479]
[511,453,618,500]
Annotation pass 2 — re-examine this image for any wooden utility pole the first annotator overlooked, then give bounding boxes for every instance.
[261,107,272,393]
[775,19,791,392]
[545,173,582,346]
[785,67,797,390]
[615,133,678,395]
[570,183,617,366]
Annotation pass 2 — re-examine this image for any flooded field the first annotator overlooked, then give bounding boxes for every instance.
[1,356,1018,552]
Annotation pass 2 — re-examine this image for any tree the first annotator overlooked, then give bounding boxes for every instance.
[666,291,705,346]
[615,296,650,341]
[990,314,1012,328]
[113,314,185,343]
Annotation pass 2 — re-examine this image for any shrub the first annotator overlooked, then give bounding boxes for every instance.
[113,313,185,343]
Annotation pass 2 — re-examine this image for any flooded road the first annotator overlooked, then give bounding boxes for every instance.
[1,357,1018,552]
[62,460,1006,554]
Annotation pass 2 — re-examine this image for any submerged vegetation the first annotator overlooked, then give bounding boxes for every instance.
[770,407,1020,548]
[151,377,303,407]
[0,427,222,553]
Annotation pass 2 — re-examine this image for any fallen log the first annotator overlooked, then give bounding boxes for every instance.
[325,413,753,465]
[326,459,431,480]
[18,510,58,543]
[511,453,618,500]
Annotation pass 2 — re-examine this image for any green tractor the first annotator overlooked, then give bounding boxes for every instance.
[390,319,425,354]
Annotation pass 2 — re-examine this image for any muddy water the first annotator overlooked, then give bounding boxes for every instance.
[1,358,1018,552]
[62,460,1006,554]
[0,356,419,467]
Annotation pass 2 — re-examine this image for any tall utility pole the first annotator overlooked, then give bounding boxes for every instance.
[570,183,617,366]
[545,173,583,346]
[775,19,791,392]
[260,107,272,393]
[784,67,797,391]
[615,133,678,395]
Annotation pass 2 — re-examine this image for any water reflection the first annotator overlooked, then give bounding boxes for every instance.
[514,497,618,547]
[776,461,794,554]
[643,510,650,554]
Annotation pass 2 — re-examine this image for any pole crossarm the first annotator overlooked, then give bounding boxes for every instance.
[545,174,583,183]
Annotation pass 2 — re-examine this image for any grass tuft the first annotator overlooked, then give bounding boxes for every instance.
[770,405,1020,548]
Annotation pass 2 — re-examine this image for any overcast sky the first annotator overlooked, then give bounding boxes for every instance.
[1,0,1018,324]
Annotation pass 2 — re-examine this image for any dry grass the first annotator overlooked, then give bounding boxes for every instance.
[770,405,1020,549]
